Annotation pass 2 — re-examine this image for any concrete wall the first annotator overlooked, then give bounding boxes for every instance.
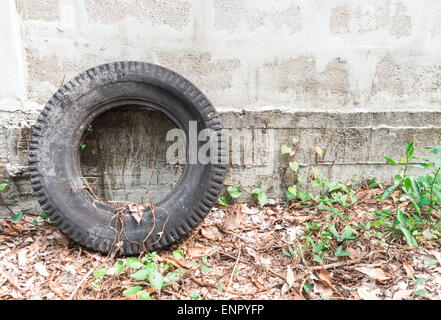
[1,0,441,216]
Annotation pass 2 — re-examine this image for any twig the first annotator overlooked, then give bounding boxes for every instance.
[49,269,67,300]
[225,241,241,296]
[0,192,15,216]
[0,265,26,297]
[69,268,93,300]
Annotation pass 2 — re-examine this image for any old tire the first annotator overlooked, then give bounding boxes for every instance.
[29,62,227,255]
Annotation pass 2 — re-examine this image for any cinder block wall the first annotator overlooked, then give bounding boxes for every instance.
[1,0,441,216]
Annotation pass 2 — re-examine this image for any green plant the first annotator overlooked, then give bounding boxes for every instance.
[281,137,301,201]
[251,188,268,207]
[106,251,187,299]
[376,142,441,247]
[219,185,268,208]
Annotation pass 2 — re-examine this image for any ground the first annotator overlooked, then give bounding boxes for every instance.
[0,187,440,300]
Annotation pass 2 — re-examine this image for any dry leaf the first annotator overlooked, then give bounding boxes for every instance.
[428,250,441,265]
[318,269,333,284]
[186,246,212,259]
[393,289,413,300]
[200,226,221,240]
[128,203,145,224]
[314,281,333,298]
[286,265,295,288]
[245,247,261,264]
[17,249,28,268]
[401,260,415,277]
[355,267,390,282]
[158,255,194,269]
[357,287,381,300]
[34,262,49,277]
[288,215,314,224]
[346,248,361,260]
[222,204,245,230]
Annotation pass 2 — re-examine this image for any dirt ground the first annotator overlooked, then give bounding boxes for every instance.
[0,188,440,300]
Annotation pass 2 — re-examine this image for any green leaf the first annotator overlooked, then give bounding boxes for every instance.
[11,211,23,221]
[126,257,144,269]
[287,185,297,196]
[217,283,223,294]
[418,196,430,208]
[131,269,150,281]
[177,267,186,274]
[123,286,142,296]
[115,260,125,275]
[335,245,352,256]
[226,186,242,199]
[393,175,403,185]
[0,183,8,191]
[167,271,180,282]
[286,189,296,201]
[93,266,107,279]
[289,161,299,172]
[384,156,398,165]
[32,219,38,226]
[398,225,418,248]
[281,144,294,156]
[409,176,421,198]
[148,271,164,290]
[434,157,441,169]
[200,265,212,273]
[40,212,48,219]
[218,196,228,206]
[143,261,158,274]
[257,192,267,207]
[173,249,185,260]
[414,289,429,298]
[139,291,151,300]
[190,292,200,300]
[433,145,441,155]
[380,185,398,201]
[405,142,414,158]
[80,144,86,149]
[298,191,313,202]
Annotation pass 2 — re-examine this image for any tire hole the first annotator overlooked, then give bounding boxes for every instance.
[79,107,184,204]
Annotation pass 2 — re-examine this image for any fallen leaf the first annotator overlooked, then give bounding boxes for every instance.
[222,204,245,230]
[357,287,381,300]
[401,260,415,277]
[346,248,361,260]
[17,249,28,268]
[318,269,333,284]
[393,289,413,300]
[245,247,261,264]
[1,220,18,236]
[128,203,145,224]
[186,246,212,259]
[158,255,194,269]
[314,281,333,298]
[286,265,295,288]
[34,262,49,277]
[428,250,441,265]
[355,267,390,282]
[281,283,290,296]
[291,215,314,224]
[200,226,221,240]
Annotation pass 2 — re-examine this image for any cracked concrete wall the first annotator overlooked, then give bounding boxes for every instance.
[1,0,441,216]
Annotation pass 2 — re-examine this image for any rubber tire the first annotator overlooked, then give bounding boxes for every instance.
[29,61,227,255]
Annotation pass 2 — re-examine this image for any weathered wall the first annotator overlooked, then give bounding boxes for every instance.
[1,0,441,216]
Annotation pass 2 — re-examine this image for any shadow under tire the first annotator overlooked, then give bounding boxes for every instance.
[29,61,227,255]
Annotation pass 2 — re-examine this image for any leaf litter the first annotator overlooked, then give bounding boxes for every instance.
[0,187,440,300]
